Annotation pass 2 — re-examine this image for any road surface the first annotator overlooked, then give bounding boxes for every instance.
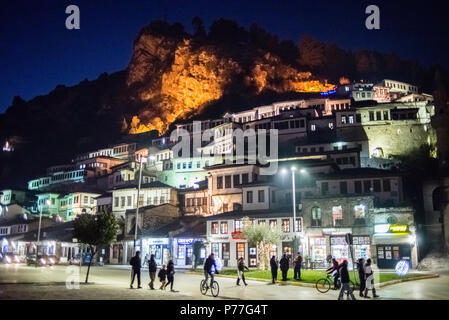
[0,264,448,300]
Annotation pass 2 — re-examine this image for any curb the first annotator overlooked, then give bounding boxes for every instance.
[186,271,440,288]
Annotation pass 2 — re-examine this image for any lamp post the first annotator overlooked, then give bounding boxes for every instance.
[36,199,50,268]
[133,154,144,254]
[282,167,307,258]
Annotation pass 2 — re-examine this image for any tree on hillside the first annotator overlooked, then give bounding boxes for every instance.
[192,16,206,39]
[242,217,286,270]
[298,35,325,69]
[73,211,119,283]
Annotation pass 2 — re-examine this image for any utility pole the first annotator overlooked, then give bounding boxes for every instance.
[36,199,49,267]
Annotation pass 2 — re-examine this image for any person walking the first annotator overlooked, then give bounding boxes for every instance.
[129,251,142,289]
[204,253,219,288]
[337,260,356,300]
[158,264,167,290]
[356,258,366,297]
[236,257,249,286]
[293,253,303,280]
[326,258,340,289]
[270,256,278,284]
[148,254,157,290]
[363,258,379,298]
[164,259,175,292]
[279,254,289,281]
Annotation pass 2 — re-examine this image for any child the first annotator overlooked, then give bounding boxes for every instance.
[158,264,167,290]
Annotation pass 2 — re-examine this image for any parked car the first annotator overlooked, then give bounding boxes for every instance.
[1,252,21,264]
[45,254,58,266]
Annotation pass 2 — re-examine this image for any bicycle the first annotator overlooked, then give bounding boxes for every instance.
[315,273,356,294]
[200,274,220,297]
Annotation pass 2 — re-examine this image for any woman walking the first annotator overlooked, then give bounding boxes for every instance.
[270,256,278,284]
[148,254,157,290]
[164,259,175,292]
[236,257,249,286]
[363,258,379,298]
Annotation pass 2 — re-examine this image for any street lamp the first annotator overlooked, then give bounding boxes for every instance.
[281,166,307,256]
[36,199,50,268]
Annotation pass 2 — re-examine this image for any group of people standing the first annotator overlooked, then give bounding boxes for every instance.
[269,253,303,283]
[326,257,379,300]
[129,251,175,291]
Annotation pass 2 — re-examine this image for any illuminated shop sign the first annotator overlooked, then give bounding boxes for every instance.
[395,260,410,276]
[320,90,336,96]
[144,238,169,245]
[231,231,245,240]
[177,238,194,245]
[374,224,409,235]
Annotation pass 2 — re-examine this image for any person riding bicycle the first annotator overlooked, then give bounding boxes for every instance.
[326,258,340,289]
[204,253,219,288]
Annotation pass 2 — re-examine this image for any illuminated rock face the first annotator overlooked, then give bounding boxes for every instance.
[127,31,334,135]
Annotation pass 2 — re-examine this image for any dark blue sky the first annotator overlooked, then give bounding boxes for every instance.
[1,0,448,113]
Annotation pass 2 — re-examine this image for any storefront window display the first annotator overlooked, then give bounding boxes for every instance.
[236,243,245,259]
[353,236,371,260]
[309,237,326,262]
[332,206,343,226]
[330,236,349,264]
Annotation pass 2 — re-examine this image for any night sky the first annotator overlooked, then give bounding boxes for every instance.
[1,0,448,113]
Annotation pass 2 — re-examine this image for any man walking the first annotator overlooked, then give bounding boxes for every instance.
[293,253,303,280]
[357,258,366,297]
[337,260,356,300]
[148,254,157,290]
[130,251,142,289]
[279,254,290,281]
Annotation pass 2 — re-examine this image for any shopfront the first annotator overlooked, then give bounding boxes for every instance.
[175,238,194,266]
[374,224,416,269]
[330,235,349,264]
[309,236,326,263]
[352,235,371,260]
[142,238,170,266]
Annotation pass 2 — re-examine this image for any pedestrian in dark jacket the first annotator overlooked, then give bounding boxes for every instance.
[270,256,278,284]
[158,264,167,290]
[326,258,340,289]
[148,254,157,290]
[357,258,366,297]
[204,253,218,288]
[236,257,249,286]
[337,260,356,300]
[293,253,303,280]
[164,260,175,292]
[279,254,289,281]
[129,251,142,289]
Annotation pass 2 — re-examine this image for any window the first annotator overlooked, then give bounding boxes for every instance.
[369,111,374,121]
[220,222,228,234]
[376,111,382,121]
[258,220,266,225]
[247,191,253,203]
[258,190,265,203]
[217,176,223,189]
[321,182,329,195]
[177,163,180,170]
[354,204,366,218]
[311,207,322,227]
[311,124,316,131]
[363,180,372,193]
[235,220,244,232]
[225,175,232,188]
[242,173,249,184]
[121,197,125,208]
[383,111,389,120]
[356,114,361,123]
[223,203,228,212]
[354,181,362,194]
[233,174,240,187]
[282,219,290,232]
[332,206,343,226]
[236,243,245,259]
[114,197,119,207]
[211,222,218,234]
[340,181,348,194]
[349,115,354,124]
[269,219,277,230]
[127,196,132,206]
[383,179,391,192]
[373,180,381,192]
[341,116,347,124]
